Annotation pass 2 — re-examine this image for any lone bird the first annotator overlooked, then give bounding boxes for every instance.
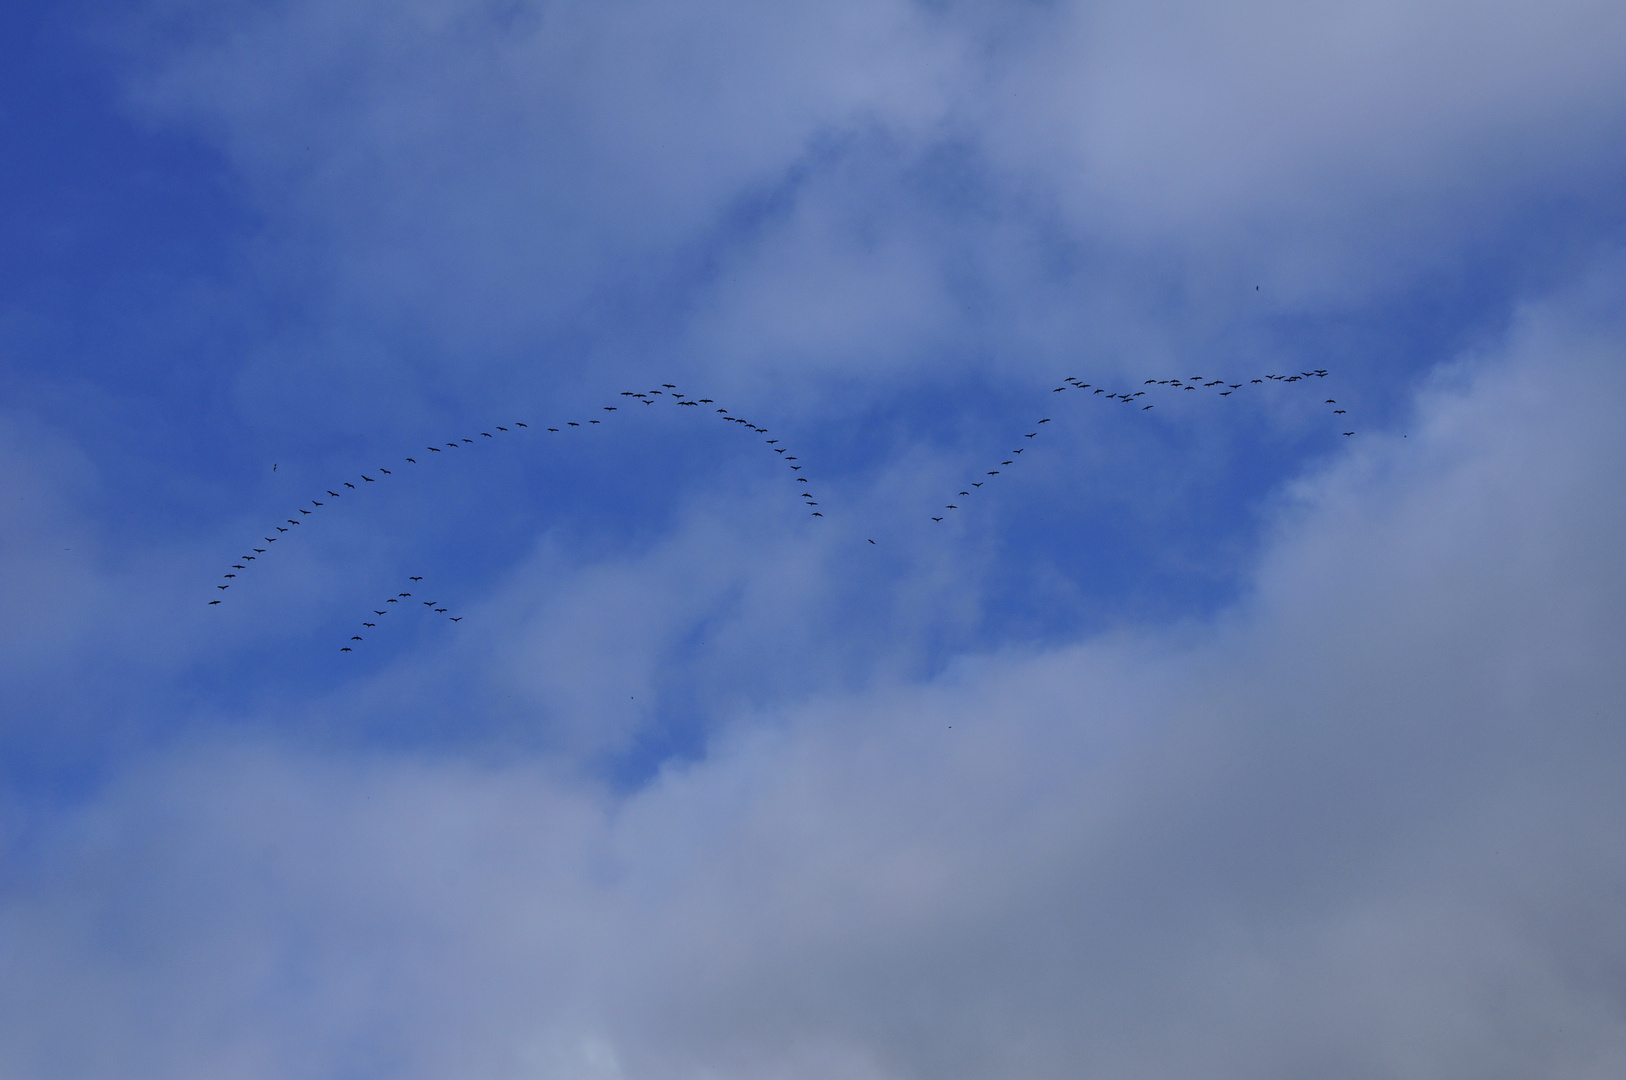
[987,471,999,475]
[209,600,221,604]
[410,576,423,581]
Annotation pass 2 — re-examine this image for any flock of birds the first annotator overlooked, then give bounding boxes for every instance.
[932,369,1342,518]
[208,372,1348,651]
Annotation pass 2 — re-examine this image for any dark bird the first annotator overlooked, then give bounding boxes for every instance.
[700,399,713,403]
[1143,405,1153,409]
[767,439,779,444]
[363,623,375,628]
[1026,433,1036,438]
[1251,379,1263,384]
[960,491,970,496]
[341,647,351,651]
[313,501,323,507]
[424,601,434,606]
[264,538,276,542]
[1039,419,1051,423]
[972,482,982,487]
[1220,391,1232,396]
[344,482,355,488]
[288,519,300,525]
[362,475,374,482]
[1334,409,1345,414]
[276,527,287,533]
[1002,461,1013,465]
[482,432,493,437]
[374,611,387,616]
[806,502,818,506]
[869,539,876,544]
[399,593,411,597]
[435,608,446,613]
[791,466,801,471]
[603,407,615,412]
[946,505,958,509]
[516,422,528,427]
[209,600,221,604]
[299,509,311,514]
[1095,388,1104,394]
[1053,387,1065,392]
[797,478,808,482]
[429,447,441,451]
[987,471,1000,475]
[568,422,579,427]
[932,516,943,521]
[589,419,600,423]
[496,427,507,431]
[218,585,229,590]
[774,448,784,453]
[379,468,391,474]
[1145,379,1157,384]
[328,491,342,497]
[1229,385,1241,389]
[406,457,416,463]
[1344,432,1354,436]
[717,408,727,413]
[387,599,397,603]
[1326,399,1336,404]
[351,636,362,641]
[232,565,245,569]
[811,512,822,517]
[223,574,236,579]
[446,443,458,448]
[461,439,473,443]
[663,383,675,388]
[450,617,462,622]
[254,548,265,553]
[410,576,422,581]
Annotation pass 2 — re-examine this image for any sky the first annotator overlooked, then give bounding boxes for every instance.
[2,0,1625,1076]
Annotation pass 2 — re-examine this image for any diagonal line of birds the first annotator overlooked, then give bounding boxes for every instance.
[930,369,1346,520]
[209,371,1353,630]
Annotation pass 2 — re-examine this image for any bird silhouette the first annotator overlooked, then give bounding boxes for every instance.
[410,576,422,581]
[405,457,416,463]
[341,647,351,652]
[435,608,447,613]
[362,475,374,482]
[379,468,390,474]
[515,422,528,427]
[254,548,265,553]
[344,482,355,488]
[374,611,387,616]
[450,617,462,622]
[363,623,375,628]
[399,593,411,597]
[209,599,221,604]
[1334,409,1345,414]
[218,585,229,590]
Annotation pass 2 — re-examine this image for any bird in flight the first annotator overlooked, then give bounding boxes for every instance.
[341,647,351,652]
[209,599,221,604]
[410,576,422,581]
[363,623,375,628]
[932,516,943,521]
[450,617,462,622]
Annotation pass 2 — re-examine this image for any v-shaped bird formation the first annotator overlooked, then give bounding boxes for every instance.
[209,370,1350,649]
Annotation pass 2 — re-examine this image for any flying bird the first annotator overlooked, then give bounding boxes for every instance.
[811,512,822,517]
[495,427,507,431]
[568,422,579,427]
[435,608,446,613]
[461,439,473,443]
[362,475,374,482]
[450,617,462,622]
[363,623,375,628]
[410,576,422,581]
[932,516,943,521]
[987,471,999,475]
[399,593,411,597]
[482,432,493,437]
[276,527,287,532]
[299,509,310,515]
[379,468,390,474]
[209,600,221,604]
[312,501,323,507]
[223,574,235,579]
[341,647,351,652]
[515,422,528,427]
[218,585,229,590]
[351,636,362,641]
[405,458,416,463]
[1326,400,1336,404]
[374,611,387,616]
[344,482,355,488]
[1334,409,1345,414]
[254,548,265,553]
[429,447,441,451]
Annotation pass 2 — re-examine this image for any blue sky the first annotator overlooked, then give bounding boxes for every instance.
[4,1,1626,1076]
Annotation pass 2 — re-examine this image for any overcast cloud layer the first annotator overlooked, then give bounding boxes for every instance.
[3,1,1625,1077]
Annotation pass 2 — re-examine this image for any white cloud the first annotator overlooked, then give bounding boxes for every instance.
[5,261,1623,1077]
